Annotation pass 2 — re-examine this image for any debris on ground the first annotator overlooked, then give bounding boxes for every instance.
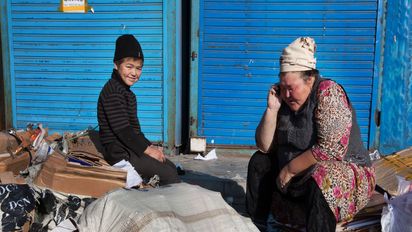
[337,147,412,231]
[0,125,257,231]
[1,124,412,231]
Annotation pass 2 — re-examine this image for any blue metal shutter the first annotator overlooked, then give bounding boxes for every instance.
[197,0,379,146]
[6,0,165,141]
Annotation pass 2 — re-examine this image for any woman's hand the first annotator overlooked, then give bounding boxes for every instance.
[267,84,282,111]
[276,150,318,190]
[145,145,166,162]
[255,85,282,153]
[277,165,295,189]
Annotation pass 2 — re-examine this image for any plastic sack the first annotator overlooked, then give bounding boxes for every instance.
[396,175,412,195]
[381,191,412,232]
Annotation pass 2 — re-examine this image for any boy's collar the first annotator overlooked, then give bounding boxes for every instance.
[111,69,130,89]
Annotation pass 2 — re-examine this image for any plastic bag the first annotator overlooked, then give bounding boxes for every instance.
[381,191,412,232]
[396,175,412,195]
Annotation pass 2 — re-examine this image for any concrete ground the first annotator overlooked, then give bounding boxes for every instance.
[168,150,255,216]
[168,151,385,232]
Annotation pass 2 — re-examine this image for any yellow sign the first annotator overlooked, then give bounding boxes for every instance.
[60,0,92,13]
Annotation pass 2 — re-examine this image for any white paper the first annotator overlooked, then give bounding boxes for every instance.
[113,160,143,188]
[194,148,217,161]
[51,219,77,232]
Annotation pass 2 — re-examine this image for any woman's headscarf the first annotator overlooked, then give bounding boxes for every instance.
[280,37,317,72]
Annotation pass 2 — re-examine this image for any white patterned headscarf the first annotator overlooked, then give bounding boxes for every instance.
[280,37,317,72]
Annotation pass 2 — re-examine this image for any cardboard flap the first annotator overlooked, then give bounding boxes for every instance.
[0,171,26,184]
[0,171,15,184]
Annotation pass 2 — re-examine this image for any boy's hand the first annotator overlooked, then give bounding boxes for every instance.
[145,145,166,162]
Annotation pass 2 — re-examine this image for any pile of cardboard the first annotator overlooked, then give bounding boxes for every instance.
[2,126,412,231]
[0,129,128,195]
[373,147,412,197]
[35,132,128,197]
[0,128,130,231]
[338,147,412,231]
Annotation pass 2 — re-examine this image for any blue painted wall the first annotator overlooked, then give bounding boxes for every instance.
[379,0,412,154]
[0,0,178,145]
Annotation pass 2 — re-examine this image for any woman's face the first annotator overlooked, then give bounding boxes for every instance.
[114,57,143,87]
[279,72,315,112]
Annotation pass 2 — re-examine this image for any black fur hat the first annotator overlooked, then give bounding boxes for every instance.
[113,34,144,62]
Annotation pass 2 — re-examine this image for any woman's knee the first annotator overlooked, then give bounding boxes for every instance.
[248,151,272,173]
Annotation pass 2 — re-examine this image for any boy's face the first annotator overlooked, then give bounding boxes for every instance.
[114,57,143,86]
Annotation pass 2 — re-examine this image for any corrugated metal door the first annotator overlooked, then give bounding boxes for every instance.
[3,0,166,142]
[379,0,412,154]
[192,0,381,147]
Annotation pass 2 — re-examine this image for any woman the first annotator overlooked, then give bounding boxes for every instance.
[246,37,376,231]
[97,34,180,186]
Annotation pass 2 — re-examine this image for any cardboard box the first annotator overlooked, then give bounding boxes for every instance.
[34,153,127,197]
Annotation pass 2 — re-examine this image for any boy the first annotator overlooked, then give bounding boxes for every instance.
[97,34,180,186]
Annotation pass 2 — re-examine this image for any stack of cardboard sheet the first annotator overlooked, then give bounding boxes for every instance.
[338,147,412,231]
[374,147,412,197]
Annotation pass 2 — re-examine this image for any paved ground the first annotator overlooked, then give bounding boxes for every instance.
[168,150,254,216]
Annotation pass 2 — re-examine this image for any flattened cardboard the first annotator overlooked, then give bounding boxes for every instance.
[0,171,26,184]
[34,153,127,197]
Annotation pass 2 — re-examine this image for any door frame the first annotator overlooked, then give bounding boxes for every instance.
[189,0,200,138]
[1,0,14,129]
